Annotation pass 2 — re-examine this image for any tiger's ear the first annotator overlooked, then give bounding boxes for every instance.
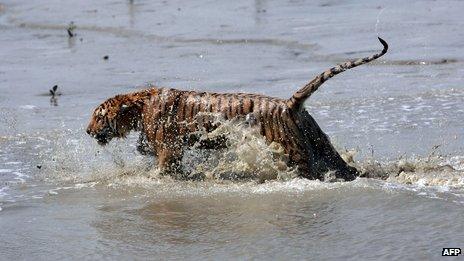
[100,109,107,116]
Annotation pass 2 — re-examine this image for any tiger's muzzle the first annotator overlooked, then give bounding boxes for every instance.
[87,127,114,146]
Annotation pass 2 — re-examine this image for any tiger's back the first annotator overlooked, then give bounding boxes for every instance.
[142,88,289,143]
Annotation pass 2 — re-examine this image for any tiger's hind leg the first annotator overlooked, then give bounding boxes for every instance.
[293,110,359,181]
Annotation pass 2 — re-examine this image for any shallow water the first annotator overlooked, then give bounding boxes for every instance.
[1,0,464,259]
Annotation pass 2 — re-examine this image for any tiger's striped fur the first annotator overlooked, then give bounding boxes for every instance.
[87,38,388,181]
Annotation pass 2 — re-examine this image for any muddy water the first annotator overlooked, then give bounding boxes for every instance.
[1,0,464,259]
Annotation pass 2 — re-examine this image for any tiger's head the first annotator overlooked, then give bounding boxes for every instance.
[86,94,144,145]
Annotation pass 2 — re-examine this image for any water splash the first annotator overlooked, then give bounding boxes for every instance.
[34,115,463,190]
[0,114,462,206]
[40,115,296,185]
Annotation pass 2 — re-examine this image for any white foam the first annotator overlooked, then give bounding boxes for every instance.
[12,171,28,183]
[3,161,22,165]
[0,186,8,197]
[19,105,37,110]
[48,190,58,195]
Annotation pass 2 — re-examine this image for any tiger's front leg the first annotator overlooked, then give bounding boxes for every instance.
[137,131,154,155]
[143,120,185,178]
[155,141,185,179]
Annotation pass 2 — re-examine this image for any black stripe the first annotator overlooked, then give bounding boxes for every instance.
[268,102,278,142]
[238,97,244,115]
[249,98,254,113]
[227,95,232,119]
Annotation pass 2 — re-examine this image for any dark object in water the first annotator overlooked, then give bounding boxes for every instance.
[67,21,76,37]
[49,85,59,106]
[49,85,58,97]
[103,55,109,60]
[86,38,388,181]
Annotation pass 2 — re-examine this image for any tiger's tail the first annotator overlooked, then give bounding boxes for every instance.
[287,37,388,110]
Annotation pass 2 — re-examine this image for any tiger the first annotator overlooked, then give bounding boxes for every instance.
[87,37,388,181]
